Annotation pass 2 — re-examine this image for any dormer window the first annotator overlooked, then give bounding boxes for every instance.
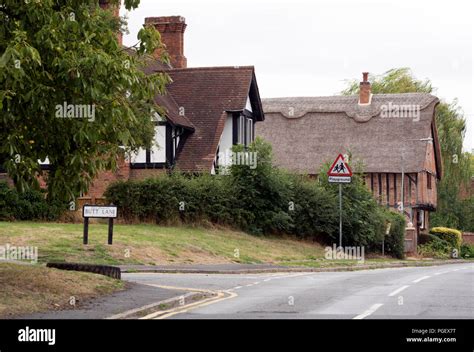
[233,108,255,148]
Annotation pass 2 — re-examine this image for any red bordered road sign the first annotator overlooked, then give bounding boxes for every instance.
[327,154,352,183]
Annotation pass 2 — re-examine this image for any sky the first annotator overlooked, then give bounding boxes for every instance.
[121,0,473,151]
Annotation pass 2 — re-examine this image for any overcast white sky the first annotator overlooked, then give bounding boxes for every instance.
[121,0,473,151]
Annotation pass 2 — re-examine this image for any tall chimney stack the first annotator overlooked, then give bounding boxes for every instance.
[359,72,371,105]
[144,16,187,69]
[99,0,123,45]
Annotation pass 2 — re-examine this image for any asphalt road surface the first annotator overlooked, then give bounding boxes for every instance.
[123,263,474,319]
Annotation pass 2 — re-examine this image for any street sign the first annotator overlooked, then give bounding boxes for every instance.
[83,205,117,218]
[327,154,352,183]
[82,205,117,245]
[327,154,353,247]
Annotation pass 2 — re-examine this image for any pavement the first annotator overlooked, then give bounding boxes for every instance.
[17,282,188,319]
[123,262,474,319]
[119,259,468,274]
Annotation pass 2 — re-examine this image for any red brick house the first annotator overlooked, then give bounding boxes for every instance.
[256,73,442,251]
[88,15,265,198]
[0,14,265,200]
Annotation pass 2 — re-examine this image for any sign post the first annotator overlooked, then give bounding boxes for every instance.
[82,205,118,245]
[327,154,353,247]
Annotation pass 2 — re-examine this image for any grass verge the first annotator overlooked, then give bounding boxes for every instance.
[0,221,326,265]
[0,263,124,318]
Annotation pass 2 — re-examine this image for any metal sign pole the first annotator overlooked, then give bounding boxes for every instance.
[108,218,114,245]
[339,183,342,248]
[83,217,89,245]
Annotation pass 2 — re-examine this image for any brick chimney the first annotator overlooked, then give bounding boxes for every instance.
[99,0,123,45]
[359,72,371,105]
[144,16,187,69]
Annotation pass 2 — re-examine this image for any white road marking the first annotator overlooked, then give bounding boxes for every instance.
[412,275,431,283]
[233,286,242,290]
[263,278,271,282]
[353,303,384,320]
[388,285,410,297]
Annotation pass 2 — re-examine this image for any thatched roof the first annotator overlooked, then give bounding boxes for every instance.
[257,93,442,177]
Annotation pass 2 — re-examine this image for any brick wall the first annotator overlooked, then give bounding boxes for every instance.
[462,232,474,245]
[86,155,130,198]
[129,168,166,180]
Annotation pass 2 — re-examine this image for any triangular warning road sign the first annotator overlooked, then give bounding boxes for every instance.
[327,154,353,177]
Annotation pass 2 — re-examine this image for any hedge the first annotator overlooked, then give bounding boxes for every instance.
[460,243,474,259]
[430,227,462,250]
[105,138,406,258]
[0,182,66,221]
[418,235,452,258]
[380,208,406,259]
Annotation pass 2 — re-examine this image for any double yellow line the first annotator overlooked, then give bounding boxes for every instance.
[138,284,238,320]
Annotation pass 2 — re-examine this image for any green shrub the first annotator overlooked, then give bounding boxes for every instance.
[104,140,407,259]
[0,182,66,221]
[418,236,452,258]
[289,176,338,241]
[381,208,406,259]
[460,243,474,259]
[105,173,235,226]
[229,139,293,234]
[0,182,18,220]
[430,227,462,250]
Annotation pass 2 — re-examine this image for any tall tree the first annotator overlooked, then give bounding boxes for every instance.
[342,68,471,229]
[0,0,168,201]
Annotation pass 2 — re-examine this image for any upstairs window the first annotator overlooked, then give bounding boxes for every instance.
[234,114,254,147]
[245,118,253,146]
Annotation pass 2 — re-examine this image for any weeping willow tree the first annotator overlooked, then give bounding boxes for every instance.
[342,68,472,230]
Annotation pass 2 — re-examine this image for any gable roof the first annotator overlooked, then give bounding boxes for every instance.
[165,66,264,171]
[257,93,442,177]
[123,50,196,130]
[137,55,195,130]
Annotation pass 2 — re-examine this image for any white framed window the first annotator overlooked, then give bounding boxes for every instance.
[131,148,147,163]
[246,118,253,146]
[239,115,245,144]
[418,209,425,229]
[150,125,166,163]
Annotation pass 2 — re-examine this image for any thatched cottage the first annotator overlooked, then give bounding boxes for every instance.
[256,73,442,251]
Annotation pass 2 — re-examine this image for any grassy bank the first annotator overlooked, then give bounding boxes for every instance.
[0,263,124,318]
[0,221,326,265]
[0,222,467,272]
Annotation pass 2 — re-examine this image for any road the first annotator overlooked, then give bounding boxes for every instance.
[123,263,474,319]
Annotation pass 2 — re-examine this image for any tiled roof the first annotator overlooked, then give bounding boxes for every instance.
[166,66,257,171]
[139,54,195,130]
